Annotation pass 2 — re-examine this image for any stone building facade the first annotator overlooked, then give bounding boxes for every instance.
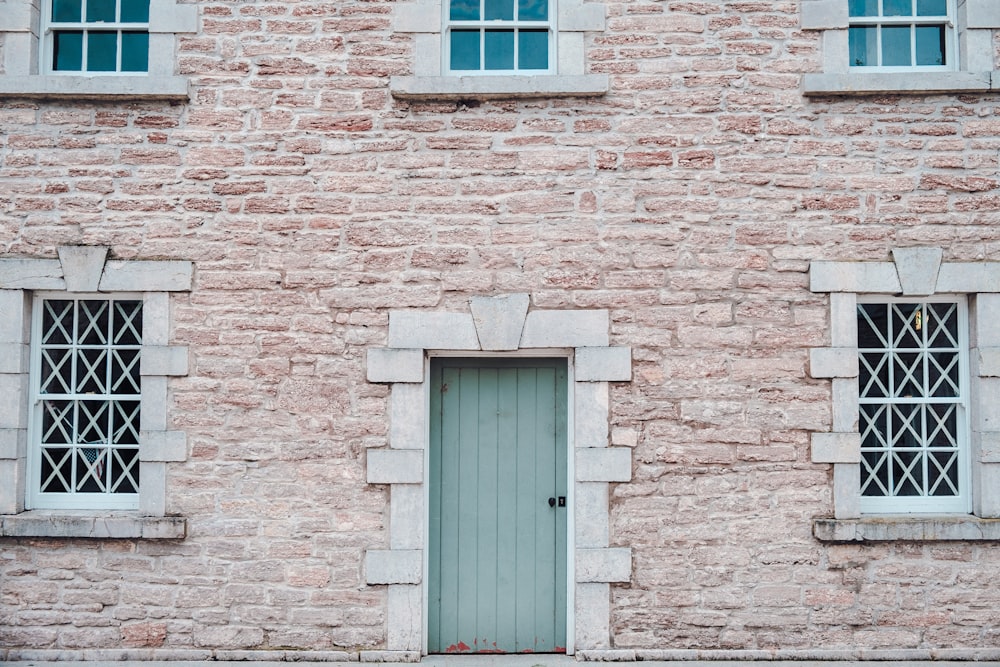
[2,0,1000,660]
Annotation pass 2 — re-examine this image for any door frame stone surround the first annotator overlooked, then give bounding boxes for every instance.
[363,294,633,658]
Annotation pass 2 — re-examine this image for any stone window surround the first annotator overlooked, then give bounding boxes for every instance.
[389,0,608,100]
[0,246,191,539]
[801,0,1000,95]
[809,248,1000,543]
[363,294,633,658]
[0,0,197,100]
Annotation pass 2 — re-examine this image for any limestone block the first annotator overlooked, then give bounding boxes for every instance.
[139,430,187,462]
[470,293,529,351]
[139,462,166,516]
[387,311,479,350]
[0,343,29,374]
[577,447,631,482]
[804,71,993,96]
[557,32,585,75]
[367,449,424,484]
[365,549,422,585]
[891,247,942,296]
[575,482,609,548]
[0,290,29,343]
[937,263,1000,294]
[575,582,610,650]
[142,292,171,347]
[575,381,608,448]
[559,0,605,31]
[809,261,900,294]
[0,428,26,459]
[412,33,441,77]
[811,432,861,463]
[974,347,1000,377]
[99,260,193,292]
[0,0,34,30]
[394,2,441,32]
[814,516,1000,541]
[390,484,423,550]
[829,293,858,347]
[975,378,1000,433]
[140,345,189,377]
[367,348,424,383]
[390,75,610,100]
[831,378,859,433]
[0,513,185,539]
[967,0,1000,28]
[57,246,108,292]
[576,547,631,583]
[520,309,609,348]
[0,259,64,290]
[833,463,861,520]
[800,0,848,29]
[140,377,168,432]
[360,651,422,663]
[974,463,1000,519]
[964,29,995,72]
[149,0,199,32]
[0,459,25,514]
[575,346,632,382]
[0,373,28,429]
[974,432,1000,463]
[390,383,425,450]
[387,585,423,651]
[808,348,858,379]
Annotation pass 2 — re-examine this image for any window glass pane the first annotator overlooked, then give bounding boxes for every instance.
[485,0,513,20]
[883,0,913,16]
[849,26,877,66]
[120,0,150,22]
[121,31,149,71]
[52,0,82,22]
[916,0,946,15]
[881,25,912,65]
[450,29,480,69]
[518,29,547,69]
[849,0,878,17]
[450,0,479,21]
[87,31,118,71]
[53,31,84,70]
[518,0,547,20]
[86,0,116,22]
[915,24,945,65]
[484,29,514,70]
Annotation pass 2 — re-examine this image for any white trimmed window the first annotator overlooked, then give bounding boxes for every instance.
[856,298,970,514]
[0,0,196,99]
[848,0,953,69]
[801,0,1000,95]
[29,296,144,510]
[390,0,607,99]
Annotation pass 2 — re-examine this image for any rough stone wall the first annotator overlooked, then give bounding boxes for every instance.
[2,0,1000,657]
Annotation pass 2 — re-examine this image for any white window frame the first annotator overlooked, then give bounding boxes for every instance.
[0,247,191,539]
[442,0,556,76]
[855,295,971,515]
[847,0,956,71]
[0,0,197,100]
[802,0,1000,95]
[41,0,152,76]
[27,293,145,511]
[809,248,1000,541]
[390,0,608,100]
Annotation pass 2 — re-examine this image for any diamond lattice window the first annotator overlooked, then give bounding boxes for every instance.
[857,299,969,513]
[30,297,142,509]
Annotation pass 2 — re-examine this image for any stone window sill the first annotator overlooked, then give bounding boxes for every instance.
[804,71,999,96]
[0,511,186,539]
[0,75,190,101]
[814,516,1000,542]
[390,74,609,100]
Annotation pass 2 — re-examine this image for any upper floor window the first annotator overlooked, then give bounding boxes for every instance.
[46,0,150,74]
[848,0,953,69]
[446,0,553,73]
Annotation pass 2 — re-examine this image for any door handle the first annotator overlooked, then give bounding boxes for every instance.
[548,496,566,508]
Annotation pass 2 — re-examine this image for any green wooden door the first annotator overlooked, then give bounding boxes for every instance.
[429,358,568,654]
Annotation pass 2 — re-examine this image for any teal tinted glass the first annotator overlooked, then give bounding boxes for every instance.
[121,31,148,71]
[883,0,912,16]
[87,31,118,71]
[450,0,479,20]
[915,25,945,65]
[849,0,877,17]
[882,25,912,64]
[86,0,116,22]
[121,0,150,22]
[518,0,546,20]
[518,29,547,69]
[484,29,514,69]
[485,0,513,20]
[52,0,82,22]
[917,0,946,15]
[450,29,480,69]
[849,25,876,66]
[52,30,83,70]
